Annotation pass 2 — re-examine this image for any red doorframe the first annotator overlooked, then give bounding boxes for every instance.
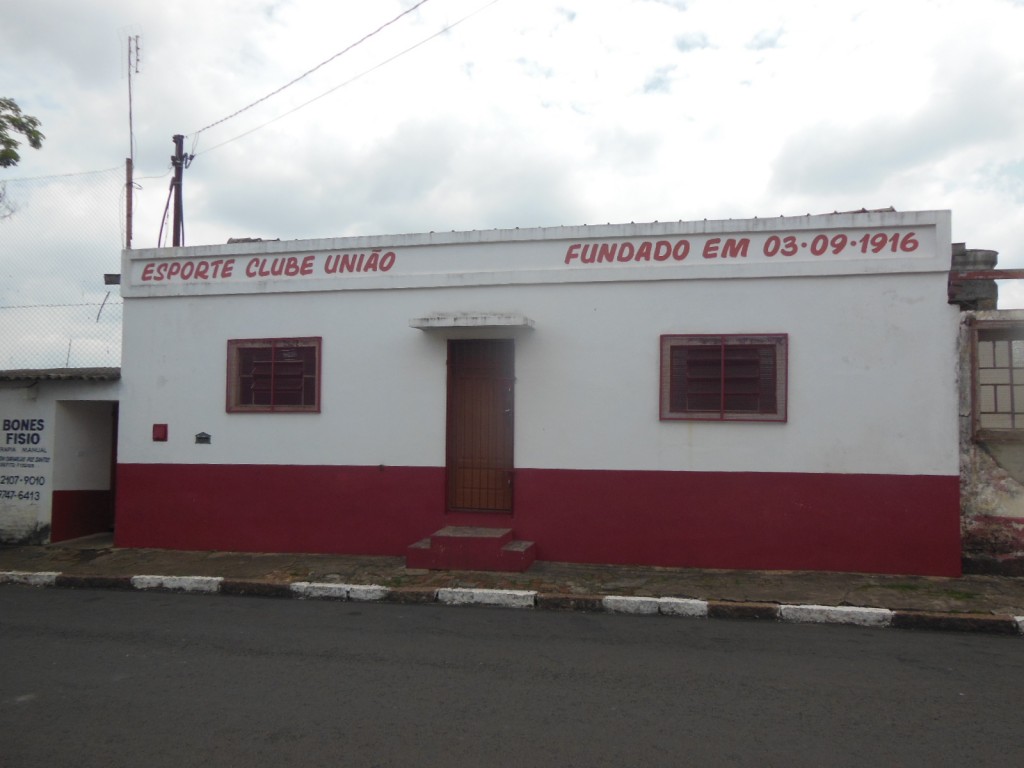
[446,339,514,514]
[109,402,119,532]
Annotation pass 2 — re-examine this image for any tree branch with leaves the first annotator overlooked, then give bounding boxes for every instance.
[1,97,44,168]
[0,97,45,219]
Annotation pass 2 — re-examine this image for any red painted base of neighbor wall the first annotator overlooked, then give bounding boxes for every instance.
[51,490,115,543]
[114,464,962,576]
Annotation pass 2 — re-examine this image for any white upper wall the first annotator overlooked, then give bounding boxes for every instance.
[123,210,951,298]
[118,211,959,476]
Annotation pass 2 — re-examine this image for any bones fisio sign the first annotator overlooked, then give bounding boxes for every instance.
[3,418,45,445]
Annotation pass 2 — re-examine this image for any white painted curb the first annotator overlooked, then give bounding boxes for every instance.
[347,584,390,602]
[659,597,709,617]
[2,568,1019,638]
[780,604,893,628]
[437,588,536,608]
[290,582,349,600]
[0,570,60,586]
[603,595,660,615]
[130,575,223,593]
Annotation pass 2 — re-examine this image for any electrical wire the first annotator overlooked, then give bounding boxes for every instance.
[157,177,174,248]
[194,0,503,157]
[96,292,111,322]
[0,302,121,309]
[137,169,172,180]
[188,0,433,138]
[0,167,122,182]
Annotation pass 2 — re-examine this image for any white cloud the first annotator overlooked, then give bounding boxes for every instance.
[1,0,1023,324]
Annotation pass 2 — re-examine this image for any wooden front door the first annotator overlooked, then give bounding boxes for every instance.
[446,340,514,513]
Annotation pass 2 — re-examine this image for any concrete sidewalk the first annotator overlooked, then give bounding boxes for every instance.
[2,535,1023,635]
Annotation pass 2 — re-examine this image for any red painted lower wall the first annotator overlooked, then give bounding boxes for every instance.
[51,490,115,543]
[514,469,961,576]
[114,463,961,576]
[115,464,444,555]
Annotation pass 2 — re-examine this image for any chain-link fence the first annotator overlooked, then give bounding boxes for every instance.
[0,167,124,370]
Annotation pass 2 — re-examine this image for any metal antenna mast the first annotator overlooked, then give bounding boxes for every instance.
[125,35,140,249]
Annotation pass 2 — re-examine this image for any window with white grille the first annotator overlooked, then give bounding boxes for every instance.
[974,324,1024,437]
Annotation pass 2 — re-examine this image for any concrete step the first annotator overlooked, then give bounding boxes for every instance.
[406,526,536,572]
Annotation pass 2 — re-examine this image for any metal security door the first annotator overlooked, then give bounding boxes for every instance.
[446,340,514,513]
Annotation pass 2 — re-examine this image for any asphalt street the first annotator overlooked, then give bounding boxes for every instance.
[1,585,1022,767]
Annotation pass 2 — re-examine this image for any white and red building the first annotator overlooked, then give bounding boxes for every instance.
[114,209,961,576]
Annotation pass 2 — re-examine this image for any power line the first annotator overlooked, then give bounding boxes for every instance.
[137,169,172,180]
[1,166,170,184]
[188,0,433,138]
[0,302,122,310]
[195,0,503,157]
[0,167,121,183]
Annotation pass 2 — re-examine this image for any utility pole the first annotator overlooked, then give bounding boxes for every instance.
[125,157,133,249]
[171,134,186,247]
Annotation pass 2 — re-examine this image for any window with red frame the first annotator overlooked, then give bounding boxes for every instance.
[227,337,321,413]
[660,334,787,422]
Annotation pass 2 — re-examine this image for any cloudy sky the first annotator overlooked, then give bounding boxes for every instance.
[2,0,1024,324]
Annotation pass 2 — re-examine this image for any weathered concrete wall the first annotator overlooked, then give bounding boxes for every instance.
[960,310,1024,574]
[0,383,53,544]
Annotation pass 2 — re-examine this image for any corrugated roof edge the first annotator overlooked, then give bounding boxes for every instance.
[0,367,121,382]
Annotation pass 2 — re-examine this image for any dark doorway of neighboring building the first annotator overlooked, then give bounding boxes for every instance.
[50,400,118,543]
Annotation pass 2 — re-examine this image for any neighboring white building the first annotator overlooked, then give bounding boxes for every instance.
[114,210,961,575]
[0,369,119,544]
